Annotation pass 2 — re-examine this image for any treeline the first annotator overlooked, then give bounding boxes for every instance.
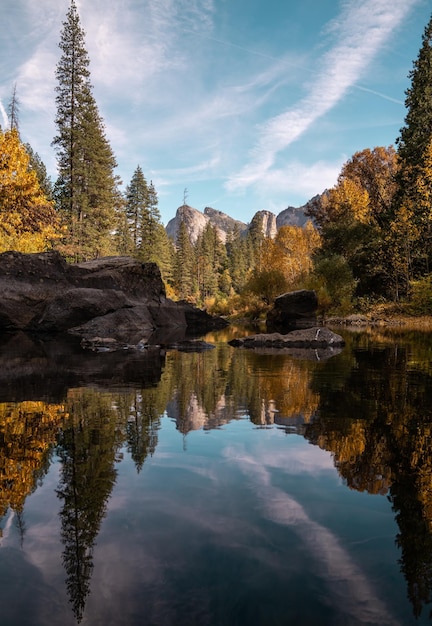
[1,3,432,316]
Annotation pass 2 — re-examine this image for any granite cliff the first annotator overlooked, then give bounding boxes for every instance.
[165,196,319,243]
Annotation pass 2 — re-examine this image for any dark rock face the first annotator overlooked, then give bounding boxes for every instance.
[0,251,227,344]
[266,289,318,332]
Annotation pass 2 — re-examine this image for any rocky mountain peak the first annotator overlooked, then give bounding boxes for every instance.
[251,210,278,239]
[165,194,322,245]
[166,205,209,244]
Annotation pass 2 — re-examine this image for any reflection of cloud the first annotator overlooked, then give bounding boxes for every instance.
[224,444,401,626]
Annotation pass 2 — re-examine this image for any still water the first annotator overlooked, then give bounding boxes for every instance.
[1,326,432,626]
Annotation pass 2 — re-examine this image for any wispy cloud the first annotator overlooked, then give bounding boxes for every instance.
[226,0,420,194]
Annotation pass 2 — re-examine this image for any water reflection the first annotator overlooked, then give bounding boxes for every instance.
[0,327,432,623]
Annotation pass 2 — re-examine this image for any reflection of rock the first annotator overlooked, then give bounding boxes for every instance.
[0,251,227,344]
[266,289,318,331]
[229,328,345,359]
[81,337,215,353]
[0,332,165,402]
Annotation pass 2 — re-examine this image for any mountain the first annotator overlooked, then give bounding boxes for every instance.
[165,196,320,244]
[166,205,247,244]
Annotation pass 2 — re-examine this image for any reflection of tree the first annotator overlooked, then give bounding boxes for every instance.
[56,389,121,622]
[0,401,65,521]
[166,346,235,434]
[125,391,161,472]
[165,344,322,433]
[229,351,319,426]
[304,331,432,620]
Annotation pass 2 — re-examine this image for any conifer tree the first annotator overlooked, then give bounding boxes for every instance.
[173,220,195,298]
[125,168,173,281]
[52,0,121,261]
[395,14,432,277]
[126,165,148,248]
[226,225,249,292]
[195,223,226,300]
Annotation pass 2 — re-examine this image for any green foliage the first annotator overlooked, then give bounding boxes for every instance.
[53,0,121,261]
[408,275,432,315]
[311,254,357,315]
[244,268,288,305]
[395,14,432,278]
[226,226,250,292]
[123,167,173,282]
[195,223,227,302]
[173,221,195,299]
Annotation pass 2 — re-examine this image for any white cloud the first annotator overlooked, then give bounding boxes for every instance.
[0,99,8,128]
[253,159,343,200]
[226,0,421,194]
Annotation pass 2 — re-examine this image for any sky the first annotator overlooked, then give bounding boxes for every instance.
[0,0,430,226]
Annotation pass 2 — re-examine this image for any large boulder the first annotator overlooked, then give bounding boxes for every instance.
[0,251,227,344]
[266,289,318,331]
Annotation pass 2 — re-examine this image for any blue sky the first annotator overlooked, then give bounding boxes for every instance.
[0,0,430,225]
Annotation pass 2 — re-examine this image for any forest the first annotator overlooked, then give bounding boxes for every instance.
[1,2,432,319]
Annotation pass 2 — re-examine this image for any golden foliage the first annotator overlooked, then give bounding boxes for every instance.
[261,222,321,288]
[0,128,62,252]
[0,401,67,516]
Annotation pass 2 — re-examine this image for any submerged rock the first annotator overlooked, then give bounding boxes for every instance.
[228,327,345,360]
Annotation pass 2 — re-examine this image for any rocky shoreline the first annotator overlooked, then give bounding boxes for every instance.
[0,250,227,349]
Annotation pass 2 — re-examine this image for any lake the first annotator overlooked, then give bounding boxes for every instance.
[1,325,432,626]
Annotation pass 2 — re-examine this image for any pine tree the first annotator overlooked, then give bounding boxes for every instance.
[126,165,148,248]
[226,225,249,292]
[195,223,225,301]
[173,220,195,299]
[395,14,432,276]
[24,143,54,201]
[52,0,121,261]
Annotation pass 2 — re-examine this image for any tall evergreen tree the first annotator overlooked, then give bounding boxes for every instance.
[173,220,195,298]
[52,0,121,261]
[124,168,173,280]
[125,165,148,248]
[226,225,249,292]
[195,223,226,301]
[395,14,432,277]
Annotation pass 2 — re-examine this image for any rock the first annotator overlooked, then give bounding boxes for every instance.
[228,327,345,358]
[204,207,248,241]
[0,250,228,343]
[266,289,318,331]
[250,210,277,239]
[166,204,211,244]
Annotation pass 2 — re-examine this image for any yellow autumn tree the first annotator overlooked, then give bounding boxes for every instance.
[321,178,371,224]
[247,222,321,303]
[0,128,62,253]
[267,222,321,284]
